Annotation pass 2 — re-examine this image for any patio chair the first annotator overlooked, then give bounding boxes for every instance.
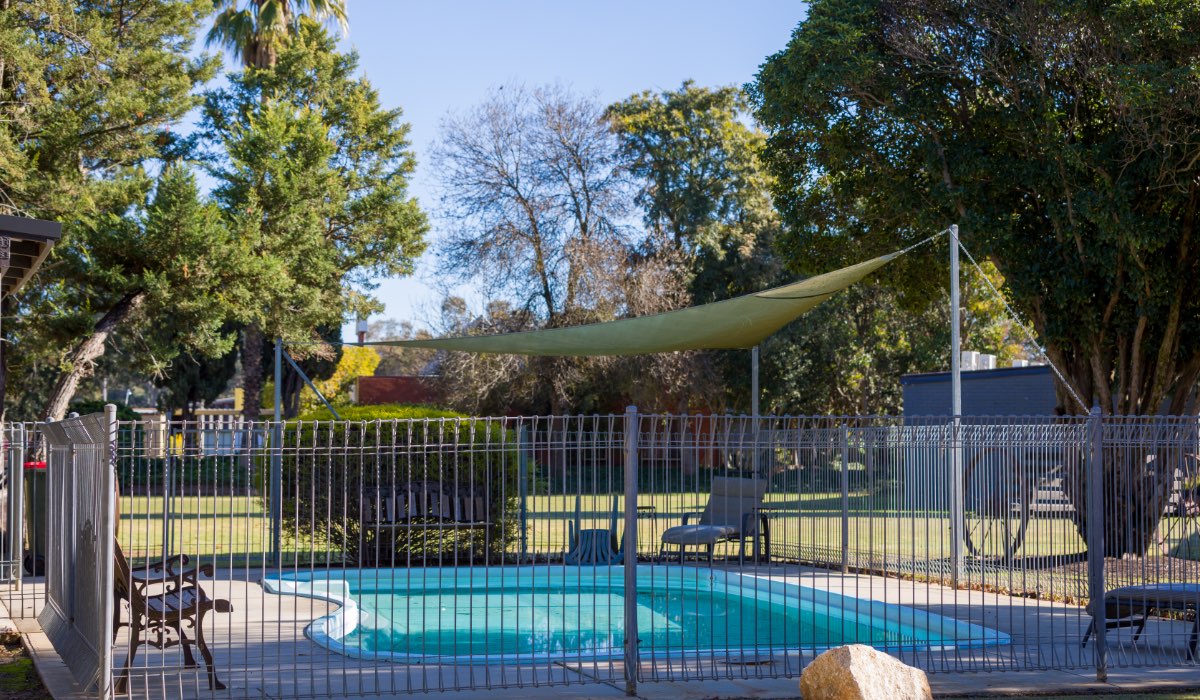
[658,476,768,563]
[112,541,233,693]
[1081,583,1199,660]
[565,494,622,565]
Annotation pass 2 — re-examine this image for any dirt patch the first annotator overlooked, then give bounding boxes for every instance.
[0,636,52,700]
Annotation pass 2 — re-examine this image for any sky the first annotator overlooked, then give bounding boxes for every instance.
[322,1,807,336]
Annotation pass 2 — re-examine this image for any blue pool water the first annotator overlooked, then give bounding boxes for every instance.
[262,567,1009,663]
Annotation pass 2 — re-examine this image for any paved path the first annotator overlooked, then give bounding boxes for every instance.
[4,565,1200,699]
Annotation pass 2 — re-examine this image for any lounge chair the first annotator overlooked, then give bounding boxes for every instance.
[1081,583,1199,660]
[113,542,233,692]
[658,476,768,563]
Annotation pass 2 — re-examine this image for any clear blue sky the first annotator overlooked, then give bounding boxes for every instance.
[328,1,806,335]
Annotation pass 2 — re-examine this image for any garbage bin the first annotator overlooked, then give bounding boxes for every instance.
[23,461,47,576]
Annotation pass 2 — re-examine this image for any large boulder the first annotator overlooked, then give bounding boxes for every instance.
[799,644,932,700]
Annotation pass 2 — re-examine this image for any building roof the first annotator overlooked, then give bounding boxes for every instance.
[0,214,62,297]
[900,364,1051,385]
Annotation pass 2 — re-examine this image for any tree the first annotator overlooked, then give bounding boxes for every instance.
[433,84,629,324]
[208,0,347,69]
[309,345,380,407]
[155,343,240,425]
[607,82,776,261]
[204,25,428,422]
[752,0,1200,554]
[0,0,217,419]
[39,165,244,421]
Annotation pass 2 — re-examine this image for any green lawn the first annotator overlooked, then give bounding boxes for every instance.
[116,490,1188,570]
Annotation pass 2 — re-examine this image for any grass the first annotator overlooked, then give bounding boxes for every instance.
[0,636,50,700]
[114,490,1198,570]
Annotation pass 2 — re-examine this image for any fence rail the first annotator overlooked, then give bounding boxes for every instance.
[2,409,1198,699]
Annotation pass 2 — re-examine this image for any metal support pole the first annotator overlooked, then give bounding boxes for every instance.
[518,425,529,561]
[622,405,640,696]
[751,346,760,418]
[840,423,851,574]
[1086,405,1107,681]
[271,338,283,568]
[949,224,965,584]
[161,451,172,562]
[751,346,760,475]
[9,424,24,588]
[281,348,341,420]
[100,404,117,700]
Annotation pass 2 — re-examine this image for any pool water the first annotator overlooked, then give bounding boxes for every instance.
[262,567,1009,663]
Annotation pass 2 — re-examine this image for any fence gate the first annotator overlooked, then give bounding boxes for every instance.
[37,408,116,699]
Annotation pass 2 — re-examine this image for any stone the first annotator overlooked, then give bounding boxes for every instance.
[799,644,932,700]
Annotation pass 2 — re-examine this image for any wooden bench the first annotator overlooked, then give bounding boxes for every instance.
[360,481,492,564]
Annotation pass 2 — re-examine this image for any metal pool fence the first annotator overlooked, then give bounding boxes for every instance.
[1,408,1197,699]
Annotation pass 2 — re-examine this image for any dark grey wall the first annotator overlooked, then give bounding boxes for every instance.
[901,366,1058,416]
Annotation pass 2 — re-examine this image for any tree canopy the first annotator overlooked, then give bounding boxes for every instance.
[752,0,1200,416]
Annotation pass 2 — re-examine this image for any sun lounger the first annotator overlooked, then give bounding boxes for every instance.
[1081,583,1199,660]
[658,476,768,563]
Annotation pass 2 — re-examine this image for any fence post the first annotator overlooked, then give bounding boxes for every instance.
[1085,405,1107,682]
[622,405,640,696]
[8,423,25,588]
[518,424,529,562]
[840,422,850,574]
[101,405,117,700]
[271,337,283,568]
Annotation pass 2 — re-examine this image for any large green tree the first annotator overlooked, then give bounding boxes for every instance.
[204,25,427,420]
[40,164,247,421]
[0,0,217,419]
[752,0,1200,554]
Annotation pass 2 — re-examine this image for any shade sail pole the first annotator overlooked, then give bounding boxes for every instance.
[949,224,964,584]
[752,345,760,475]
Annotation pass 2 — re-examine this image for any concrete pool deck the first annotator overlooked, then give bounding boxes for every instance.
[4,564,1199,699]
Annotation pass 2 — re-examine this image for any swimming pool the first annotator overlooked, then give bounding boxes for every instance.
[262,566,1009,663]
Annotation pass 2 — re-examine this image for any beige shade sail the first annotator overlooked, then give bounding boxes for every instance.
[367,250,902,356]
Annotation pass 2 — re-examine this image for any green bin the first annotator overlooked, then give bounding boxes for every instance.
[23,461,47,576]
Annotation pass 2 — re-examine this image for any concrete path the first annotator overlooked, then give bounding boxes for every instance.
[4,565,1200,700]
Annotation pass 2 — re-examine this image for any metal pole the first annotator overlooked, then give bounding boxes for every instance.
[622,405,640,696]
[271,337,283,568]
[281,348,341,420]
[949,224,965,584]
[518,425,529,561]
[751,346,760,418]
[10,424,24,588]
[840,422,851,574]
[100,404,117,700]
[1086,404,1107,681]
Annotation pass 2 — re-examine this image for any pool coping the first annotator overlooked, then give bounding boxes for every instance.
[261,565,1011,664]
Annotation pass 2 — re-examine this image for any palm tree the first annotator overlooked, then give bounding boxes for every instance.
[207,0,348,69]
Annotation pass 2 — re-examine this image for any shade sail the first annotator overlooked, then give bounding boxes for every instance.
[369,250,901,356]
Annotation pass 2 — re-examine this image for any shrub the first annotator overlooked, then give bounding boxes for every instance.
[274,406,520,564]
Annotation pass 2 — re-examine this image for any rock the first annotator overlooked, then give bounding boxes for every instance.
[799,644,932,700]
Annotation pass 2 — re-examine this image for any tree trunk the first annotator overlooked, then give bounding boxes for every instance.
[1065,438,1179,558]
[42,291,146,422]
[241,324,264,423]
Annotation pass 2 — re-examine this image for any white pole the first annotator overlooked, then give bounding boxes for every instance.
[949,224,964,583]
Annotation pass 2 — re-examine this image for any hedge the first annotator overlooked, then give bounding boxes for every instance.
[274,405,521,564]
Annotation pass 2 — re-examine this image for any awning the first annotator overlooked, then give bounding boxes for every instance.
[0,215,61,297]
[367,249,902,356]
